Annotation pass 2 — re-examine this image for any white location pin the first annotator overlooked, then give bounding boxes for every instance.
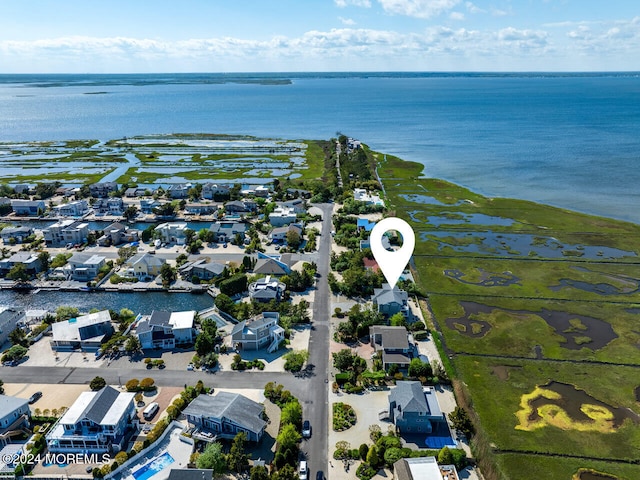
[369,217,416,289]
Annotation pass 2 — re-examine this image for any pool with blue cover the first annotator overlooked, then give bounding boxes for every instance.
[131,452,174,480]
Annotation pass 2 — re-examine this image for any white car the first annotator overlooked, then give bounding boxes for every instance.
[299,461,308,480]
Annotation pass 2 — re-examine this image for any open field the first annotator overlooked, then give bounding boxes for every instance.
[377,152,640,479]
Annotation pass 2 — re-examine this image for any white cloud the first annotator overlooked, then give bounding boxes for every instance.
[334,0,371,7]
[450,12,465,21]
[465,2,484,14]
[376,0,460,19]
[339,16,357,25]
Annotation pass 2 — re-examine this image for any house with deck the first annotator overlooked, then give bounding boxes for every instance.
[388,382,448,435]
[0,227,33,244]
[373,284,410,319]
[10,199,45,216]
[136,310,196,350]
[42,220,89,247]
[50,310,113,352]
[231,312,284,353]
[66,253,106,282]
[370,325,413,371]
[0,395,31,448]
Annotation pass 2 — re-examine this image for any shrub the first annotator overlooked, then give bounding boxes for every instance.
[359,443,369,460]
[140,377,155,391]
[114,451,128,465]
[356,462,377,480]
[125,379,139,392]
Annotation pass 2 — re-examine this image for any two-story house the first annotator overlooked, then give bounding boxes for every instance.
[372,284,410,319]
[202,183,230,200]
[268,206,297,226]
[46,386,136,454]
[248,276,286,303]
[0,227,34,244]
[0,252,42,277]
[92,197,124,216]
[50,310,113,352]
[97,222,140,247]
[178,258,225,281]
[136,310,196,350]
[89,182,118,198]
[10,199,45,217]
[231,312,284,353]
[123,253,166,281]
[155,222,188,245]
[66,253,106,282]
[53,200,89,218]
[268,224,303,244]
[370,325,413,371]
[388,382,447,435]
[208,221,247,244]
[183,392,267,442]
[43,220,89,247]
[0,395,31,448]
[0,308,25,347]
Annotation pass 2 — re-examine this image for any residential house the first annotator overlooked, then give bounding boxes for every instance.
[249,276,286,302]
[202,183,230,200]
[183,392,267,442]
[10,199,45,216]
[178,258,225,281]
[123,252,166,280]
[370,326,413,370]
[372,284,410,319]
[0,226,33,244]
[185,203,218,215]
[0,252,42,277]
[124,187,147,198]
[46,386,136,453]
[357,218,376,232]
[252,255,291,276]
[155,222,188,245]
[285,188,311,198]
[231,312,284,353]
[66,253,106,282]
[354,188,384,206]
[53,200,89,218]
[140,199,163,214]
[92,197,124,216]
[97,222,139,247]
[136,310,196,350]
[360,235,390,251]
[12,185,31,195]
[208,221,247,244]
[43,220,89,247]
[50,310,113,351]
[393,457,459,480]
[89,182,118,198]
[278,198,306,214]
[0,395,31,448]
[0,308,25,347]
[166,183,191,199]
[224,200,255,215]
[269,206,297,226]
[363,257,380,273]
[56,186,76,197]
[268,223,303,243]
[388,382,448,435]
[253,185,270,197]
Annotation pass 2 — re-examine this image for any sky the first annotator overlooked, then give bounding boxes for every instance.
[0,0,638,73]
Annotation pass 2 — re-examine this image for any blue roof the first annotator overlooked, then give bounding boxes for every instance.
[357,218,376,231]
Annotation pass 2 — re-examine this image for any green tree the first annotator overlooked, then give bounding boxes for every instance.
[7,263,30,282]
[389,312,406,327]
[438,446,454,465]
[2,344,27,362]
[56,306,79,322]
[214,293,235,314]
[228,431,249,473]
[195,332,214,356]
[196,442,227,473]
[90,376,106,391]
[280,401,302,429]
[8,327,28,347]
[283,350,308,373]
[249,465,269,480]
[123,205,138,221]
[125,336,142,355]
[286,229,301,249]
[271,464,298,480]
[160,263,176,287]
[448,406,475,438]
[37,251,50,272]
[276,423,301,452]
[408,358,432,379]
[366,444,381,469]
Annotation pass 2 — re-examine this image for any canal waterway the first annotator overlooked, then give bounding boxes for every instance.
[0,290,213,315]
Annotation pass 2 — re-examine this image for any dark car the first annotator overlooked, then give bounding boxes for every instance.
[28,391,43,404]
[302,420,311,438]
[316,471,324,480]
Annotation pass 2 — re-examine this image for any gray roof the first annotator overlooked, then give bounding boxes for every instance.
[137,310,171,335]
[382,352,412,366]
[129,252,165,267]
[183,392,266,435]
[371,326,409,350]
[60,386,134,426]
[83,386,121,424]
[253,258,289,276]
[0,395,29,415]
[209,221,247,234]
[231,313,280,337]
[1,226,32,235]
[373,284,408,306]
[389,381,429,415]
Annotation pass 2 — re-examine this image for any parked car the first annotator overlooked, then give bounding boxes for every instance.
[302,420,311,438]
[29,391,43,404]
[187,363,194,371]
[299,461,308,480]
[316,472,324,480]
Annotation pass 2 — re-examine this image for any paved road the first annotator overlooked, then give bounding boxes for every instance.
[303,203,333,478]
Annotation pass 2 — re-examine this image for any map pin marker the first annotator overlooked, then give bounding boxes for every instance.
[370,217,415,289]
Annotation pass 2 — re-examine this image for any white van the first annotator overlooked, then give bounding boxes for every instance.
[142,402,159,421]
[299,460,308,480]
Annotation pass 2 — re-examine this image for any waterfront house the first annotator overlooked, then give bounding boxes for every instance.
[155,222,188,245]
[0,395,31,448]
[92,197,124,216]
[373,284,410,319]
[140,199,163,214]
[202,183,230,200]
[208,221,247,244]
[124,187,147,198]
[9,199,45,216]
[53,200,89,218]
[43,220,89,247]
[0,252,42,277]
[183,392,267,442]
[66,253,106,282]
[178,258,225,281]
[185,203,218,216]
[0,226,34,244]
[285,188,311,198]
[89,182,118,198]
[231,312,284,353]
[354,188,384,206]
[248,276,286,302]
[97,222,140,247]
[388,382,447,435]
[224,200,253,214]
[269,206,297,226]
[252,254,291,276]
[278,198,306,214]
[370,325,413,371]
[136,310,196,350]
[393,456,459,480]
[268,223,303,243]
[50,310,113,352]
[167,183,191,199]
[0,308,25,347]
[123,252,165,281]
[46,386,136,454]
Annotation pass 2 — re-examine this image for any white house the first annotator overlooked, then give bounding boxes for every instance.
[43,220,89,247]
[0,227,34,244]
[231,312,284,353]
[46,386,136,454]
[123,252,166,280]
[155,222,188,245]
[248,276,286,302]
[50,310,113,352]
[53,200,89,218]
[66,253,106,281]
[269,207,297,226]
[354,188,384,206]
[136,310,196,350]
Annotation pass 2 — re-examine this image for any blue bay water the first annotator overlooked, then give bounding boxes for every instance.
[0,73,639,222]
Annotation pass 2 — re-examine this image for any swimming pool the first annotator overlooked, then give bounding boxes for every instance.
[131,452,174,480]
